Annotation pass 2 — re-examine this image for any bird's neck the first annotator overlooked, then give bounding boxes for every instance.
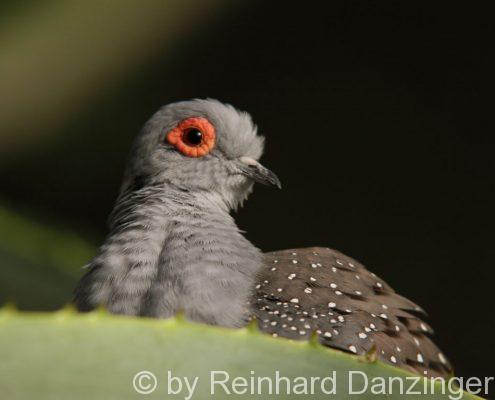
[103,184,262,326]
[108,185,244,245]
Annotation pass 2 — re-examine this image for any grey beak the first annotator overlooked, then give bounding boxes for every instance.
[238,157,282,189]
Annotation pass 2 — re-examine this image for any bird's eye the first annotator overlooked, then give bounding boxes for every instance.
[166,117,215,157]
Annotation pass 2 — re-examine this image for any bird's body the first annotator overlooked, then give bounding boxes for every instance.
[74,99,452,378]
[77,185,261,327]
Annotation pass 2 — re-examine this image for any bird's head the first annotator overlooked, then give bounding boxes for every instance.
[123,98,280,210]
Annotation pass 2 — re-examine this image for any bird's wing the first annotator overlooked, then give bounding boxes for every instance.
[252,247,452,378]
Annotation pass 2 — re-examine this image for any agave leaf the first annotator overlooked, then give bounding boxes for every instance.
[0,309,483,400]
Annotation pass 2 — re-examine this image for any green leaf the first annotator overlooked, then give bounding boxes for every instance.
[0,204,95,309]
[0,308,483,400]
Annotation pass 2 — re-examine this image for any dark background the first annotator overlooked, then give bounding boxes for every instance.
[1,0,493,387]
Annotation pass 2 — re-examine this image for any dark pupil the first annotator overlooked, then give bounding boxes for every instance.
[185,129,203,145]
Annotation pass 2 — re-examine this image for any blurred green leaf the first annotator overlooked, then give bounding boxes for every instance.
[0,204,95,309]
[0,0,236,160]
[0,309,482,400]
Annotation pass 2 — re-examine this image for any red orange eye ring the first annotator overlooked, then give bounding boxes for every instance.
[166,117,215,157]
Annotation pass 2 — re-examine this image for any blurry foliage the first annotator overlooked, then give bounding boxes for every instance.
[0,0,236,158]
[0,203,94,309]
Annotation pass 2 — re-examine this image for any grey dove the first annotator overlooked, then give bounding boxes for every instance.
[74,99,452,378]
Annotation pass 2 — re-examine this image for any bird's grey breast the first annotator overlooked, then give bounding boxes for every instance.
[142,192,263,327]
